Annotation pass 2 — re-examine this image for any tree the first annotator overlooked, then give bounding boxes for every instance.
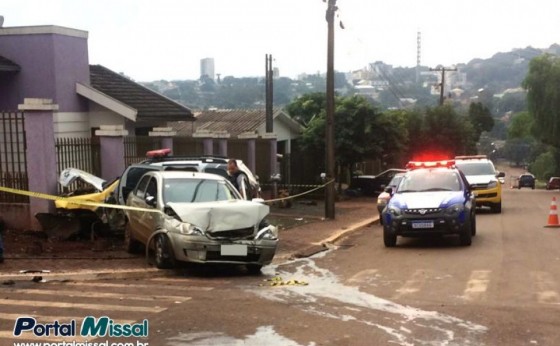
[507,111,533,139]
[522,54,560,173]
[468,102,494,142]
[415,105,477,158]
[285,92,327,125]
[287,94,407,186]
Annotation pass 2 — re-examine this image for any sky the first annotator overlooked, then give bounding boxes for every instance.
[3,0,560,82]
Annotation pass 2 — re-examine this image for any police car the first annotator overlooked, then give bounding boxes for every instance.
[382,160,476,247]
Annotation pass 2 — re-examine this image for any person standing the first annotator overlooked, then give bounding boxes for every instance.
[227,159,250,200]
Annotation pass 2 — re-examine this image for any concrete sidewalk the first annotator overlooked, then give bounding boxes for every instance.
[0,197,378,282]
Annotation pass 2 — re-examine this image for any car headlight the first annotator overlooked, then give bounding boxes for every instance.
[256,225,278,240]
[488,181,498,189]
[388,206,402,216]
[179,223,205,236]
[445,203,464,215]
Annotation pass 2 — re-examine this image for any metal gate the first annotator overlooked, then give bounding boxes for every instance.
[0,111,28,203]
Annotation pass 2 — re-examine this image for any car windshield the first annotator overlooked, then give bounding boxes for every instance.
[398,170,461,192]
[162,178,240,203]
[455,162,495,176]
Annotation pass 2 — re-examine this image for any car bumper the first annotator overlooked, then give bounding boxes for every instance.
[168,233,278,266]
[473,187,501,205]
[383,213,467,237]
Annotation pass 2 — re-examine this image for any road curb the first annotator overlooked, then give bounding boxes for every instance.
[0,267,173,283]
[282,216,379,260]
[318,217,378,246]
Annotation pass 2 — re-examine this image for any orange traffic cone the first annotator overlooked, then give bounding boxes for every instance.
[545,197,560,228]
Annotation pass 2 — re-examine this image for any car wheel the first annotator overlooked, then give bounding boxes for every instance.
[124,222,141,254]
[383,228,397,247]
[471,213,477,236]
[491,202,502,213]
[247,264,263,275]
[154,234,175,269]
[460,222,472,246]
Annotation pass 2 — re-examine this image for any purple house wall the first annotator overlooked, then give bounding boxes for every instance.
[0,26,90,112]
[0,26,91,229]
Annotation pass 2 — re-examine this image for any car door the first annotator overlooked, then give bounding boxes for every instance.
[127,174,152,244]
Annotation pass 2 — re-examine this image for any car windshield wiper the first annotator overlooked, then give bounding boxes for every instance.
[420,188,454,192]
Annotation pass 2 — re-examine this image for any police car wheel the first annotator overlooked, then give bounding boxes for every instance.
[459,222,472,246]
[383,229,397,247]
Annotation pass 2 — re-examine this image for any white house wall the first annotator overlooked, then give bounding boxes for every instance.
[53,112,90,138]
[88,102,125,129]
[257,120,293,142]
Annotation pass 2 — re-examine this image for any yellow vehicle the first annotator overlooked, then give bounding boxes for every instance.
[454,155,505,213]
[55,180,118,211]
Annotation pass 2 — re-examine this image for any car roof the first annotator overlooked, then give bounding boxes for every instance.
[147,171,228,181]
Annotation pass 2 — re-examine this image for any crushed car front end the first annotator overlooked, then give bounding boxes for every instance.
[163,200,278,266]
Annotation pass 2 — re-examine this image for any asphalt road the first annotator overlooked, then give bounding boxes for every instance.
[2,186,560,345]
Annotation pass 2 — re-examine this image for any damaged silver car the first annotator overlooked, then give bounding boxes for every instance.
[124,171,278,273]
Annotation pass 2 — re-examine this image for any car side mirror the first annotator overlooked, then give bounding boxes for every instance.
[385,187,393,195]
[145,195,157,207]
[497,172,505,178]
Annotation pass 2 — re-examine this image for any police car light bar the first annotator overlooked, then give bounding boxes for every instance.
[455,155,487,160]
[146,148,171,158]
[406,160,455,169]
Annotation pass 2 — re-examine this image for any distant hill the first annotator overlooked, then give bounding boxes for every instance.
[457,44,560,91]
[143,44,560,110]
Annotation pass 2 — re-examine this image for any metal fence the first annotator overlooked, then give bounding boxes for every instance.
[55,137,101,193]
[0,111,28,203]
[124,136,160,166]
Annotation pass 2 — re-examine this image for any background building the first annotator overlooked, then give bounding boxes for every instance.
[200,57,215,81]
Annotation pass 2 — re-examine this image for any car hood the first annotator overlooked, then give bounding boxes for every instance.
[463,175,497,185]
[392,191,464,209]
[166,200,269,232]
[59,168,106,192]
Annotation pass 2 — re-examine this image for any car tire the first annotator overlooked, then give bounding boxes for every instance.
[124,222,141,254]
[383,228,397,247]
[471,214,477,236]
[460,222,472,246]
[247,264,263,275]
[491,202,502,213]
[154,234,175,269]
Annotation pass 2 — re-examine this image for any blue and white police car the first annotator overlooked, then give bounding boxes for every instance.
[382,160,476,247]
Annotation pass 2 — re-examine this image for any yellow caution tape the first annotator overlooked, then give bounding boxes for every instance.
[0,179,335,214]
[259,276,309,287]
[263,180,334,204]
[0,185,162,214]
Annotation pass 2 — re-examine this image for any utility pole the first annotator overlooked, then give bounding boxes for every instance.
[430,66,457,106]
[325,0,337,220]
[265,54,273,133]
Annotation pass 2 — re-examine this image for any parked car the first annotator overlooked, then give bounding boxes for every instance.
[376,173,405,224]
[349,168,407,196]
[382,160,476,247]
[546,177,560,190]
[518,173,536,189]
[107,149,261,232]
[125,171,278,272]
